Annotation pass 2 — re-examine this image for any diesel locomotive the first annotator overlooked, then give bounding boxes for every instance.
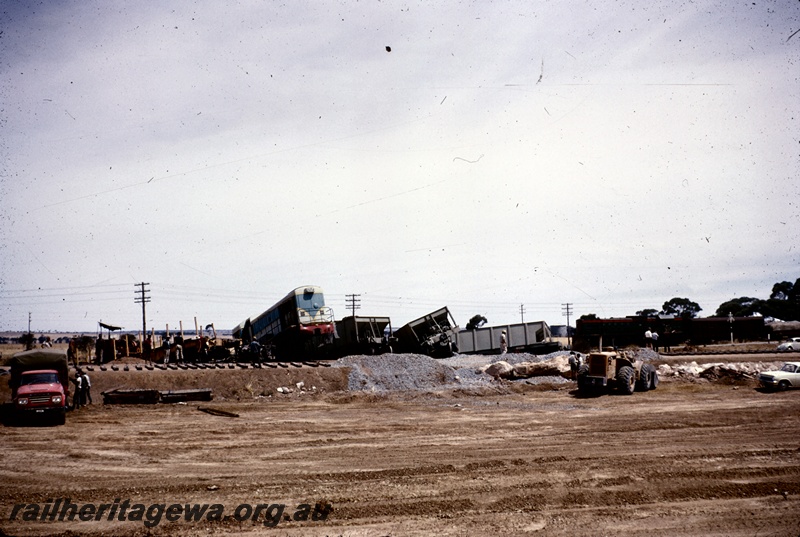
[233,286,335,359]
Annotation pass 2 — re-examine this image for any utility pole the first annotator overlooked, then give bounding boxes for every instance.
[519,304,526,323]
[345,294,361,317]
[134,282,151,337]
[28,312,31,333]
[562,302,573,347]
[728,312,734,345]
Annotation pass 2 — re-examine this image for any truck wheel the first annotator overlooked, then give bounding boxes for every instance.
[649,369,659,390]
[636,364,651,392]
[55,411,66,426]
[617,366,635,395]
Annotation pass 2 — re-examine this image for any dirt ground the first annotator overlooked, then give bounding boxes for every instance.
[1,355,800,537]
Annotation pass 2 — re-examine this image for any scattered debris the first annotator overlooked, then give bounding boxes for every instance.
[159,389,213,403]
[657,361,783,381]
[699,364,755,382]
[197,407,239,418]
[509,355,571,379]
[483,361,514,379]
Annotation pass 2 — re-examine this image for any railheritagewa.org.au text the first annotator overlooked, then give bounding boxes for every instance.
[8,498,332,528]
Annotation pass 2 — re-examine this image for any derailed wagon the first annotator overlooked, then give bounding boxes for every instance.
[394,307,458,358]
[332,316,396,357]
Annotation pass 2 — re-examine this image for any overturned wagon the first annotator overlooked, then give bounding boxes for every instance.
[394,307,458,358]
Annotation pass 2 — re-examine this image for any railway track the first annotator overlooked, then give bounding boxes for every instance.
[0,360,333,376]
[661,349,792,356]
[86,360,332,371]
[1,349,795,377]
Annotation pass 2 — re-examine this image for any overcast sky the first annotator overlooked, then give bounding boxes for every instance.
[1,1,798,334]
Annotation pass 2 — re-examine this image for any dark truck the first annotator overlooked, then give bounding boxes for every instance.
[9,348,70,425]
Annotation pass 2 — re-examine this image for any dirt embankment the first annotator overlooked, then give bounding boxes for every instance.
[1,348,794,403]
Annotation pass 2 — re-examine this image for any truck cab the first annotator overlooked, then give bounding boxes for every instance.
[9,349,70,425]
[14,369,67,423]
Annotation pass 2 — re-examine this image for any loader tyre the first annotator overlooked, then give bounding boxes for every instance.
[649,368,659,390]
[617,366,635,395]
[636,363,651,392]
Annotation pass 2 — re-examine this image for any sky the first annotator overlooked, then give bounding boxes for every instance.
[1,0,799,334]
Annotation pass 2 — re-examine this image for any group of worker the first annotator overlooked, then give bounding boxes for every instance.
[70,368,92,410]
[645,328,661,351]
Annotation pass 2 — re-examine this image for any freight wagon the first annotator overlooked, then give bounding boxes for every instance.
[332,316,395,357]
[456,320,557,355]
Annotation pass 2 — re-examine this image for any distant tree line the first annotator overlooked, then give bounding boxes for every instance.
[714,277,800,321]
[579,277,800,322]
[631,297,703,320]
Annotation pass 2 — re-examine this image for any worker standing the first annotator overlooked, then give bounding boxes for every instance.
[163,337,171,364]
[81,370,92,405]
[71,372,83,410]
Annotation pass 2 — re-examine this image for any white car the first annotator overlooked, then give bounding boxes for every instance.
[776,337,800,352]
[758,362,800,391]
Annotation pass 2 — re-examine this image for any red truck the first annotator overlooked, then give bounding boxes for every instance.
[9,348,70,425]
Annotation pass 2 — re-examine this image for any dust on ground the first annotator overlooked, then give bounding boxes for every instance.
[1,350,799,536]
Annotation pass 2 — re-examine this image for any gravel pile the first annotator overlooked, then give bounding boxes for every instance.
[439,350,568,369]
[335,351,575,392]
[333,347,769,393]
[335,354,461,392]
[629,348,661,362]
[442,350,574,387]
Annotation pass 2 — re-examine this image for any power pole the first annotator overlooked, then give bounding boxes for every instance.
[345,294,361,317]
[562,302,573,347]
[519,304,526,323]
[134,282,151,337]
[728,312,734,344]
[28,312,32,333]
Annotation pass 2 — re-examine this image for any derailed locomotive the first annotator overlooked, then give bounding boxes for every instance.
[233,287,554,361]
[232,286,335,359]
